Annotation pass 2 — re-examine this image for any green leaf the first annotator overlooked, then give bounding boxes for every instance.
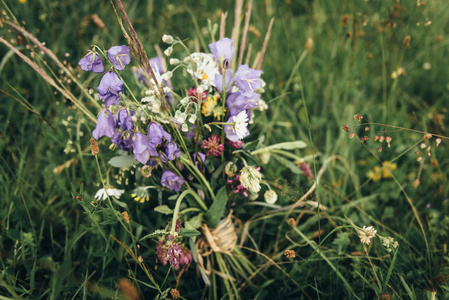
[154,205,173,215]
[140,229,169,241]
[332,232,350,253]
[205,186,228,228]
[252,141,307,154]
[185,213,204,230]
[108,154,134,168]
[273,154,301,174]
[179,228,201,237]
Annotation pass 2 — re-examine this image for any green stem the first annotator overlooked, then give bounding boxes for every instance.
[170,190,208,237]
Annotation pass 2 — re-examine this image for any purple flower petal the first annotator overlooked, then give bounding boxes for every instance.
[97,71,124,107]
[78,52,104,73]
[148,122,172,146]
[235,64,263,97]
[107,45,131,71]
[92,109,117,140]
[224,112,250,142]
[117,109,134,132]
[133,133,158,164]
[161,170,185,192]
[226,91,260,116]
[165,141,181,161]
[209,38,235,67]
[214,68,235,93]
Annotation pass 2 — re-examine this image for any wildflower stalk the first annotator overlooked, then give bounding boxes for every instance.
[180,156,216,201]
[170,189,207,237]
[358,122,449,140]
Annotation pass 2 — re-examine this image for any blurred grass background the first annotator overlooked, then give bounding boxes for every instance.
[1,0,449,299]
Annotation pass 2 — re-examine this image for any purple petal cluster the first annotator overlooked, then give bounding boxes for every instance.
[214,69,235,93]
[107,45,131,71]
[78,52,104,73]
[97,71,124,107]
[161,170,185,192]
[117,109,134,132]
[148,123,172,146]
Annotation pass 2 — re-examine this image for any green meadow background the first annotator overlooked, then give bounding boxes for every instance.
[1,0,449,299]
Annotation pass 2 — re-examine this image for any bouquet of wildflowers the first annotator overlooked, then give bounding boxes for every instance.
[77,0,306,296]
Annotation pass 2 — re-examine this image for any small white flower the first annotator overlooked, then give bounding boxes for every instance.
[239,166,262,193]
[95,187,125,201]
[358,226,377,245]
[264,190,278,204]
[233,111,249,140]
[169,58,180,65]
[164,47,173,56]
[162,34,173,44]
[162,71,172,81]
[185,53,219,85]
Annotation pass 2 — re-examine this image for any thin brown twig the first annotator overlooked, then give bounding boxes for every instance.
[112,0,168,110]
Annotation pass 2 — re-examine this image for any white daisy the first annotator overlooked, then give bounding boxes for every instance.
[95,187,125,201]
[233,111,249,140]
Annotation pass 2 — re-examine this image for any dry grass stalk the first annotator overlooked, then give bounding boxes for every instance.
[231,0,244,40]
[237,0,253,66]
[0,37,97,123]
[53,157,78,174]
[219,11,228,40]
[5,20,100,109]
[245,43,252,65]
[254,17,275,70]
[112,0,168,110]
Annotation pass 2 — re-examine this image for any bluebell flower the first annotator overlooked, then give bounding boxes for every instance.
[111,132,134,151]
[235,64,263,97]
[117,109,134,132]
[78,51,104,73]
[209,37,235,68]
[214,69,236,93]
[161,170,185,192]
[133,133,158,164]
[107,45,131,71]
[226,91,260,116]
[148,122,172,146]
[92,109,117,140]
[97,71,124,107]
[165,141,182,161]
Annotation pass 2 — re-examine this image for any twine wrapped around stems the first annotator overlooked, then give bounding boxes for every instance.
[196,211,239,275]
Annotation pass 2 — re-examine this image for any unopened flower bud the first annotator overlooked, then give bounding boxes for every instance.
[386,136,392,144]
[427,152,431,157]
[423,133,432,140]
[225,162,237,177]
[188,114,197,124]
[162,71,172,81]
[169,58,180,65]
[164,47,173,56]
[162,34,174,44]
[436,138,441,147]
[349,133,355,138]
[373,136,379,141]
[264,190,278,204]
[412,179,420,188]
[181,123,189,132]
[417,156,423,162]
[365,126,370,131]
[379,136,385,142]
[420,143,427,149]
[378,147,382,152]
[341,124,349,132]
[305,37,313,51]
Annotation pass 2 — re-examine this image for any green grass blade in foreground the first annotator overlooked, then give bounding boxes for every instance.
[290,223,355,296]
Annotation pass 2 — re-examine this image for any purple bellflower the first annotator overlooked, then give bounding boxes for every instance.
[133,133,158,164]
[117,109,134,132]
[161,170,185,192]
[111,132,134,151]
[235,64,263,97]
[97,71,124,107]
[214,69,236,93]
[226,91,260,116]
[165,141,182,161]
[148,122,172,146]
[92,109,116,140]
[209,37,235,68]
[78,51,104,73]
[107,45,131,71]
